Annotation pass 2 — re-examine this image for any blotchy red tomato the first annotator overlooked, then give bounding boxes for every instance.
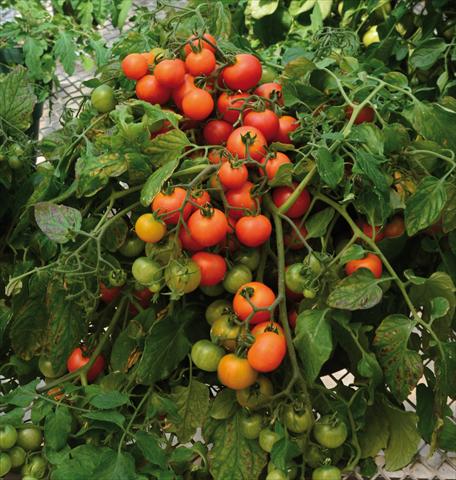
[203,120,234,145]
[259,152,292,180]
[154,59,186,88]
[288,309,298,329]
[227,126,267,161]
[247,331,286,372]
[222,54,262,91]
[235,215,272,247]
[184,33,217,56]
[243,109,279,143]
[182,88,214,121]
[345,105,375,124]
[185,49,216,76]
[192,252,227,286]
[67,347,105,382]
[121,53,148,80]
[218,162,248,189]
[217,92,250,124]
[136,75,171,105]
[272,184,311,218]
[226,181,260,219]
[172,74,195,110]
[359,221,385,242]
[233,281,276,324]
[284,220,308,250]
[276,115,298,143]
[345,253,382,278]
[254,82,283,106]
[384,216,405,238]
[188,207,228,247]
[99,282,121,303]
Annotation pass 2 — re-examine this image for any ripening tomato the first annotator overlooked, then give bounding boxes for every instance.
[254,82,283,106]
[210,313,241,351]
[121,53,148,80]
[129,287,154,315]
[345,253,382,278]
[192,252,227,286]
[217,353,258,390]
[136,75,171,105]
[184,33,217,56]
[67,347,105,382]
[288,309,297,329]
[284,220,308,250]
[217,92,250,124]
[243,109,279,143]
[247,331,286,372]
[154,59,186,88]
[226,181,260,219]
[208,148,229,164]
[218,162,248,189]
[99,282,121,303]
[172,73,195,109]
[236,376,274,409]
[185,49,216,76]
[384,215,405,238]
[152,187,192,225]
[165,258,201,294]
[235,215,272,247]
[205,299,231,325]
[188,207,228,247]
[222,54,262,91]
[191,339,225,372]
[178,226,204,252]
[251,321,284,337]
[135,213,167,243]
[203,120,234,145]
[276,115,298,143]
[233,281,276,324]
[182,88,214,121]
[359,221,385,242]
[259,152,292,180]
[345,105,375,124]
[272,184,311,218]
[190,189,211,208]
[141,47,163,66]
[227,126,267,161]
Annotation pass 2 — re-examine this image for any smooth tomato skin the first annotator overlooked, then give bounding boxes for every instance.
[259,152,292,180]
[272,184,311,218]
[8,445,26,468]
[235,215,272,247]
[217,92,250,124]
[178,226,205,252]
[119,235,145,257]
[226,181,260,219]
[233,248,261,271]
[223,264,253,294]
[233,281,276,324]
[121,53,148,80]
[184,33,217,56]
[251,321,284,337]
[210,314,241,351]
[190,189,211,208]
[222,54,262,91]
[217,353,258,390]
[285,263,308,294]
[259,428,280,453]
[236,375,273,409]
[192,252,227,286]
[240,414,263,439]
[182,88,214,121]
[132,257,162,286]
[67,348,105,382]
[359,221,385,242]
[165,258,201,294]
[384,215,405,238]
[185,49,216,76]
[276,115,298,143]
[247,331,286,372]
[284,220,308,250]
[254,82,283,106]
[345,253,382,279]
[154,59,186,88]
[21,455,47,478]
[172,73,195,109]
[313,415,348,449]
[288,309,298,329]
[282,406,313,434]
[243,109,280,143]
[345,105,375,124]
[0,425,17,449]
[191,340,225,372]
[188,208,228,247]
[312,466,342,480]
[0,452,11,477]
[129,288,154,315]
[203,120,234,145]
[38,356,58,378]
[16,426,43,451]
[91,85,116,113]
[208,148,229,165]
[205,299,231,325]
[135,213,167,243]
[227,126,267,161]
[136,75,171,105]
[218,162,248,189]
[152,187,192,225]
[99,282,122,303]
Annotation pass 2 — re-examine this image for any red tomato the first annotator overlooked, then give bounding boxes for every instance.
[259,152,292,180]
[203,120,234,145]
[154,59,186,88]
[235,215,272,247]
[188,207,229,247]
[276,115,298,143]
[272,184,311,218]
[233,281,276,324]
[128,287,153,315]
[182,88,214,121]
[227,126,267,161]
[185,49,216,76]
[178,226,204,252]
[208,148,229,165]
[218,162,249,189]
[254,82,283,106]
[172,74,195,109]
[67,347,105,382]
[226,181,260,219]
[222,54,262,91]
[251,321,284,337]
[152,187,192,225]
[191,189,211,208]
[384,216,405,238]
[136,75,171,105]
[243,109,279,143]
[345,253,382,278]
[99,282,121,303]
[192,252,227,286]
[288,309,298,329]
[284,220,308,250]
[359,221,385,242]
[247,331,286,372]
[121,53,148,80]
[184,33,217,56]
[345,105,375,124]
[217,92,250,124]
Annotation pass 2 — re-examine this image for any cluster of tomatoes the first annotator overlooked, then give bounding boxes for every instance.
[0,423,46,479]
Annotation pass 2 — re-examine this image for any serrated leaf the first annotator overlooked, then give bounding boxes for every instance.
[305,208,335,239]
[140,159,179,207]
[373,315,423,402]
[409,38,447,71]
[35,202,82,243]
[210,388,237,420]
[289,0,315,16]
[339,244,365,264]
[93,450,137,480]
[353,151,389,192]
[82,410,125,429]
[135,431,167,469]
[142,129,190,167]
[358,403,389,458]
[3,380,39,407]
[53,32,77,75]
[101,218,128,252]
[45,406,72,451]
[315,147,344,189]
[249,0,279,19]
[89,391,130,410]
[23,37,45,79]
[349,124,384,155]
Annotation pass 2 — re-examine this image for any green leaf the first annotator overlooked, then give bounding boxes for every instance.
[305,208,335,239]
[89,391,130,410]
[143,129,190,167]
[210,388,237,420]
[358,403,389,458]
[249,0,279,19]
[315,147,344,189]
[443,183,456,233]
[140,159,179,207]
[268,163,293,187]
[115,0,133,29]
[409,38,447,71]
[339,244,365,264]
[327,270,383,311]
[383,123,410,154]
[289,0,315,16]
[93,450,137,480]
[45,406,72,451]
[373,314,423,402]
[82,410,125,429]
[0,304,12,350]
[0,408,25,426]
[436,341,456,398]
[405,177,447,236]
[270,433,300,471]
[169,380,210,443]
[416,384,435,443]
[352,151,389,192]
[3,380,39,407]
[135,431,167,469]
[439,414,456,451]
[53,32,77,75]
[110,329,137,373]
[207,412,267,480]
[35,202,82,244]
[283,57,316,79]
[349,124,384,155]
[23,37,45,79]
[101,218,128,253]
[294,309,333,383]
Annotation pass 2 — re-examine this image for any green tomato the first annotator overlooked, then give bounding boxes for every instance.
[16,427,43,451]
[118,236,145,257]
[362,25,380,47]
[0,452,12,477]
[304,253,322,275]
[268,461,298,480]
[236,376,273,409]
[313,415,348,449]
[223,264,252,294]
[8,155,22,170]
[266,470,287,480]
[306,443,325,468]
[132,257,162,287]
[312,465,341,480]
[233,248,261,271]
[0,425,17,450]
[303,288,316,299]
[108,268,127,287]
[200,283,225,297]
[21,455,47,479]
[285,263,308,294]
[165,258,201,295]
[145,233,180,264]
[259,428,280,453]
[22,477,39,480]
[91,84,116,113]
[261,65,278,83]
[240,414,263,440]
[191,340,224,372]
[282,405,313,434]
[38,356,58,379]
[8,445,26,467]
[205,299,231,325]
